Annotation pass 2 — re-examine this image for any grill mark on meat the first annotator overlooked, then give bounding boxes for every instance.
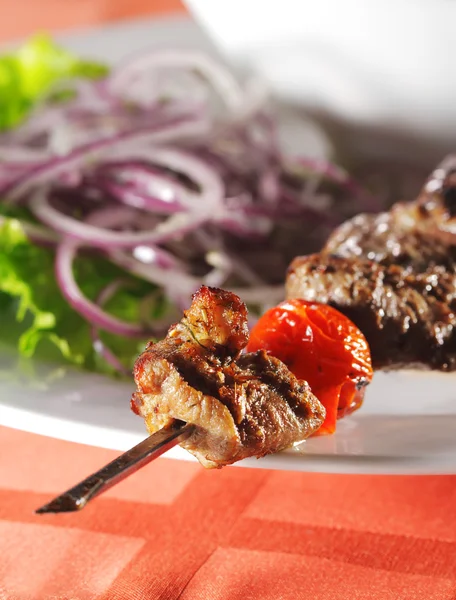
[172,354,222,402]
[237,351,315,421]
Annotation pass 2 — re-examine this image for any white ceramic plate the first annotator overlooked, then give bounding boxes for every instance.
[2,351,456,474]
[1,17,456,475]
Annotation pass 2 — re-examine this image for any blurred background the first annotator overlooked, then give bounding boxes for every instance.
[1,0,455,202]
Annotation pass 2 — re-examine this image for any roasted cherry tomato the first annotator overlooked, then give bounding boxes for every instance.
[246,299,373,435]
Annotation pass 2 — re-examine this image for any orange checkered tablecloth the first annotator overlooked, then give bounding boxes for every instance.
[1,424,456,599]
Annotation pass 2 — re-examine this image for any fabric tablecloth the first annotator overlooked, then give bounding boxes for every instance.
[1,424,455,599]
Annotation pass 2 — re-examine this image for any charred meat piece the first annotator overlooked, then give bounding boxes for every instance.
[287,253,456,371]
[325,155,456,271]
[132,286,325,468]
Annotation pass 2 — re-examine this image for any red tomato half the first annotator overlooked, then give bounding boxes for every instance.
[247,299,373,434]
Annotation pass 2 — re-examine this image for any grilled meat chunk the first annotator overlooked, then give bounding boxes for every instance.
[287,156,456,372]
[132,286,325,468]
[287,254,456,371]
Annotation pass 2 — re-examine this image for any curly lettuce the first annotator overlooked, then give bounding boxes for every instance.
[0,35,108,131]
[0,216,159,377]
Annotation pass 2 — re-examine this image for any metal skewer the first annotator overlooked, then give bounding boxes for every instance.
[35,421,194,514]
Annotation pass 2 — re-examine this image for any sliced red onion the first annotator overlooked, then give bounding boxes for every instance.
[3,116,209,204]
[85,207,186,271]
[102,182,182,214]
[258,169,280,206]
[293,156,378,210]
[230,285,285,306]
[220,252,265,287]
[0,146,51,163]
[228,76,270,125]
[108,249,229,310]
[109,250,197,301]
[294,157,350,184]
[142,148,225,212]
[83,205,140,228]
[91,280,133,376]
[138,291,179,331]
[109,49,246,115]
[195,228,264,286]
[131,245,182,271]
[217,210,273,237]
[109,247,279,313]
[31,187,208,248]
[90,279,174,375]
[100,175,190,214]
[30,147,225,247]
[55,240,150,337]
[91,337,131,374]
[203,261,231,288]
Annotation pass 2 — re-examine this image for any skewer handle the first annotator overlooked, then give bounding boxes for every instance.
[36,421,194,514]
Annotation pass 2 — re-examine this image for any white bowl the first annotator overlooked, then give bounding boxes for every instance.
[184,0,456,155]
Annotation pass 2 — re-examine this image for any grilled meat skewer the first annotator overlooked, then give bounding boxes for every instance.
[132,286,325,468]
[36,287,326,513]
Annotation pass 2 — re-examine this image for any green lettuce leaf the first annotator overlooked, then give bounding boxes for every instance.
[0,216,162,378]
[0,35,108,131]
